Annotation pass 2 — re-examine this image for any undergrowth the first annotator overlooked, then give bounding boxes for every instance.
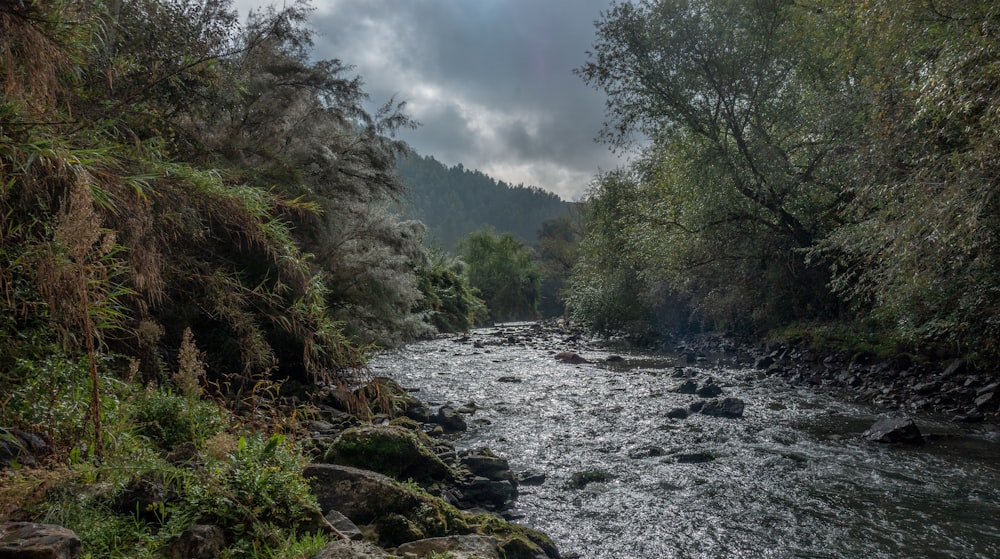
[0,334,331,559]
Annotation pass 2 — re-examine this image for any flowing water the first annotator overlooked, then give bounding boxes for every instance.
[370,323,1000,559]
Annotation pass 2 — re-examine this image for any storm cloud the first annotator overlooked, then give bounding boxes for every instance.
[238,0,627,200]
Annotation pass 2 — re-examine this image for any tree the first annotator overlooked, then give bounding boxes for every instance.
[458,229,542,322]
[573,0,849,333]
[812,0,1000,356]
[535,213,583,317]
[1,0,436,396]
[415,250,487,333]
[565,170,664,334]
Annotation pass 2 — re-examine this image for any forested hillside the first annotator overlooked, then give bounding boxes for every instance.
[396,152,574,249]
[569,0,1000,361]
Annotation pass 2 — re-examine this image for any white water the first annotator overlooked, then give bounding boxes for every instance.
[371,324,1000,559]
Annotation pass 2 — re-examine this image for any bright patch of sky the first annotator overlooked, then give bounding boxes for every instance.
[233,0,632,200]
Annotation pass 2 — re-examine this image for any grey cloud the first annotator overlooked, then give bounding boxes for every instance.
[305,0,626,199]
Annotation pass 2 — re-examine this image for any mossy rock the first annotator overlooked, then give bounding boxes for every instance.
[375,513,426,547]
[323,425,454,483]
[468,514,559,559]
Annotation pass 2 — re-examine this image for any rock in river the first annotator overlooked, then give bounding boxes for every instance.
[675,379,698,394]
[555,351,588,364]
[698,397,745,418]
[863,416,924,444]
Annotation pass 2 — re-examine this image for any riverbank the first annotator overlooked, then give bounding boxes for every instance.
[0,363,564,559]
[665,326,1000,423]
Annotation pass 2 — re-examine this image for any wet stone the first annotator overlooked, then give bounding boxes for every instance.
[674,452,715,464]
[863,416,924,444]
[666,407,690,420]
[696,382,723,398]
[566,470,614,490]
[698,397,745,418]
[676,380,698,394]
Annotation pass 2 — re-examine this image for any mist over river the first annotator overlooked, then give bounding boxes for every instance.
[370,323,1000,559]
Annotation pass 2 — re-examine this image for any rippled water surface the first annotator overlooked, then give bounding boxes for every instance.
[370,324,1000,559]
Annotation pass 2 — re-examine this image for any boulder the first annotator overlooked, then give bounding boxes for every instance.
[675,380,697,394]
[698,397,745,418]
[0,428,49,469]
[518,472,547,486]
[374,513,425,547]
[754,355,775,370]
[627,445,666,459]
[161,524,225,559]
[402,400,432,423]
[458,476,518,510]
[0,522,81,559]
[975,391,998,411]
[666,407,690,420]
[395,535,502,559]
[304,464,470,541]
[304,464,420,523]
[112,471,177,522]
[460,450,516,483]
[941,358,968,378]
[313,540,391,559]
[554,352,588,364]
[674,452,715,464]
[322,425,453,483]
[565,470,613,490]
[432,405,468,433]
[696,381,723,398]
[863,416,924,444]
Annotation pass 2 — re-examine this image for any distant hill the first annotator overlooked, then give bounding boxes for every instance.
[395,152,574,250]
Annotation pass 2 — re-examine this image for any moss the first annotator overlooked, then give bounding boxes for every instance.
[467,514,557,558]
[375,513,426,546]
[323,425,454,483]
[389,416,423,431]
[406,487,470,537]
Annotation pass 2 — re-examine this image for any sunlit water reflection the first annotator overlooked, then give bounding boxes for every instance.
[370,324,1000,559]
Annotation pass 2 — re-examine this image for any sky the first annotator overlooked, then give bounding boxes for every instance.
[233,0,629,201]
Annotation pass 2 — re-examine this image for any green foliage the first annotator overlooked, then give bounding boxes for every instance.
[173,433,322,552]
[574,0,846,336]
[0,0,441,386]
[416,250,487,333]
[458,228,542,323]
[809,0,1000,357]
[571,0,1000,355]
[8,429,328,559]
[535,214,582,317]
[565,169,687,337]
[133,390,223,450]
[3,354,101,444]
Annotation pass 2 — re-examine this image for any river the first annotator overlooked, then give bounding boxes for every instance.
[369,323,1000,559]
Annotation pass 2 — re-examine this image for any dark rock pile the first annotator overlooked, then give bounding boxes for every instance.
[748,346,999,421]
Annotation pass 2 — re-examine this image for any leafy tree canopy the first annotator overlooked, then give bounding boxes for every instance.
[458,228,542,323]
[572,0,1000,359]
